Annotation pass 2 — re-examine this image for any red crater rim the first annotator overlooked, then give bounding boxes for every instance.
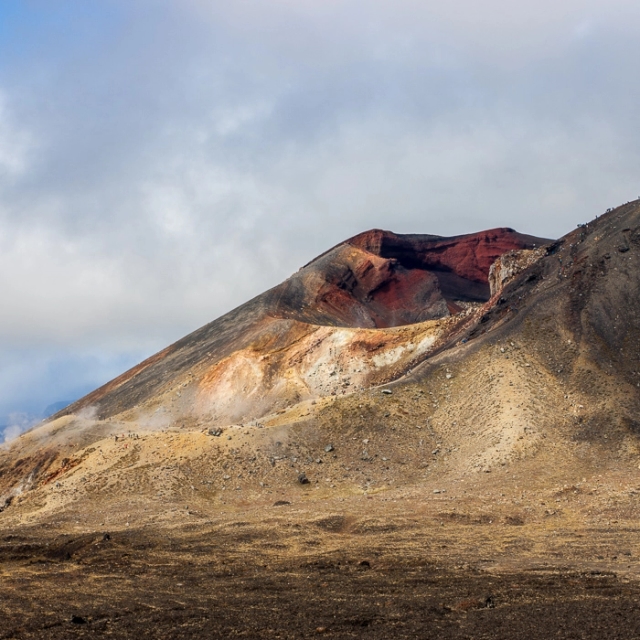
[277,227,552,329]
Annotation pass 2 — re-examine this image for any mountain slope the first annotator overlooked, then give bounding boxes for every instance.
[45,227,547,425]
[1,203,639,533]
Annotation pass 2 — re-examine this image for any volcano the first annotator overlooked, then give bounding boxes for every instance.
[2,203,640,639]
[46,226,547,427]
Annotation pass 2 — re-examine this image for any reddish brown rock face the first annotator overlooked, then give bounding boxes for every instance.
[271,245,449,328]
[274,227,550,328]
[348,227,548,283]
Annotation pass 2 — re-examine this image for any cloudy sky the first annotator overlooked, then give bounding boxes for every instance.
[1,0,639,438]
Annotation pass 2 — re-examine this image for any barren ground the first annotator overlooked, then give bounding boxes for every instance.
[2,493,640,639]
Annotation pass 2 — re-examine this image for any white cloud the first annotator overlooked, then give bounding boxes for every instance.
[211,101,274,137]
[185,0,640,66]
[0,93,32,178]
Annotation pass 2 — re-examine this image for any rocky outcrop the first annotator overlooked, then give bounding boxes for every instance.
[488,247,547,296]
[286,227,550,328]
